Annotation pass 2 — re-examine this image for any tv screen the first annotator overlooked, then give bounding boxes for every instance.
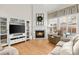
[9,25,25,34]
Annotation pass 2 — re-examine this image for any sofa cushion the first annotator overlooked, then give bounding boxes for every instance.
[73,36,79,46]
[0,46,3,51]
[60,41,73,55]
[73,39,79,55]
[49,46,62,55]
[56,41,66,47]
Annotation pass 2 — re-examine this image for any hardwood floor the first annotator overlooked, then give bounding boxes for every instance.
[12,39,55,55]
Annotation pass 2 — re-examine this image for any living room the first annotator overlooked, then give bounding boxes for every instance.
[1,4,79,56]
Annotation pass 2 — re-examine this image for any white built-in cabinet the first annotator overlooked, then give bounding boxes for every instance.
[0,17,32,46]
[9,18,26,45]
[59,14,77,35]
[48,13,79,35]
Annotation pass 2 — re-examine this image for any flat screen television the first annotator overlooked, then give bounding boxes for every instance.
[9,25,25,34]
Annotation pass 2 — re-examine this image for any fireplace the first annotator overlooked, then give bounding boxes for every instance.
[35,30,45,38]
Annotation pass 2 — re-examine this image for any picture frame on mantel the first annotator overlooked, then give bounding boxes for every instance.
[36,13,44,26]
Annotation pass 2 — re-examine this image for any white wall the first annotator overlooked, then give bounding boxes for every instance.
[0,4,32,20]
[0,4,73,20]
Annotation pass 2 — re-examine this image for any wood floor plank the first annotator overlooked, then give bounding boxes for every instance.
[12,39,55,55]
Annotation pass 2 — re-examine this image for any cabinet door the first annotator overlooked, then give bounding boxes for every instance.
[68,16,77,34]
[71,16,77,33]
[59,16,67,33]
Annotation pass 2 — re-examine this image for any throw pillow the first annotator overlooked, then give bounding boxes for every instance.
[60,41,73,55]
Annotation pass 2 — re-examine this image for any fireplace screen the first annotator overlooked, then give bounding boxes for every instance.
[35,30,44,38]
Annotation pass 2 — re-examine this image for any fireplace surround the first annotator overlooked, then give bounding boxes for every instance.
[35,30,45,38]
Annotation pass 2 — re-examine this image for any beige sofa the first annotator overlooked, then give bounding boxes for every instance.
[49,34,79,55]
[0,46,19,55]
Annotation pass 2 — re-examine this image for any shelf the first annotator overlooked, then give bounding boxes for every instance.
[1,43,8,46]
[47,26,53,28]
[0,33,7,35]
[10,36,25,40]
[1,41,7,44]
[0,25,6,27]
[10,38,25,45]
[10,18,25,26]
[26,21,30,39]
[0,21,7,23]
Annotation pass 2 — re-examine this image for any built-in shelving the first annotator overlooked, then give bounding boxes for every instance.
[9,18,26,45]
[48,14,78,35]
[0,17,7,45]
[26,21,30,39]
[0,17,31,46]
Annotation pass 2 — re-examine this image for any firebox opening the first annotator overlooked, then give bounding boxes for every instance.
[35,30,45,38]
